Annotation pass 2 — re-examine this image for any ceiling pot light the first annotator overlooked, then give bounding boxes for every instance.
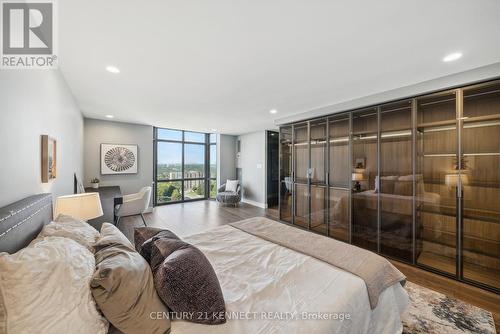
[106,65,120,74]
[211,129,218,132]
[105,115,114,119]
[269,109,278,114]
[443,52,462,62]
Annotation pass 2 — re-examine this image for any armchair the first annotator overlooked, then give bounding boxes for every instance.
[114,186,152,226]
[216,183,241,207]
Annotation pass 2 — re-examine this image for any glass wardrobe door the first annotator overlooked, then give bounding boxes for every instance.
[279,126,293,223]
[462,82,500,289]
[380,100,413,262]
[351,108,378,251]
[416,91,457,275]
[328,115,350,242]
[294,123,309,228]
[310,120,327,234]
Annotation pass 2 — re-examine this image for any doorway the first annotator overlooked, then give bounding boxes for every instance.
[266,130,279,209]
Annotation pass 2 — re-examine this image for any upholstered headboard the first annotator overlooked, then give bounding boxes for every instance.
[0,193,53,254]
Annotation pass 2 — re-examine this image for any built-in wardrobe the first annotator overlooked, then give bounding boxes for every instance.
[279,79,500,293]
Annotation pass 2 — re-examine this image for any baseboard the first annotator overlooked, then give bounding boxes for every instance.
[144,206,154,213]
[241,198,268,209]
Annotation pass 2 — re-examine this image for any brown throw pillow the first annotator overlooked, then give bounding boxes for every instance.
[134,227,180,263]
[151,238,226,325]
[380,180,396,194]
[91,223,171,334]
[394,180,413,196]
[134,227,168,252]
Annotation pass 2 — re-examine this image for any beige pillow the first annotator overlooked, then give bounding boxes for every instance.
[91,223,170,334]
[94,222,134,251]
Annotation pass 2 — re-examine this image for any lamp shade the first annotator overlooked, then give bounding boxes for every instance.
[352,173,364,181]
[54,193,103,221]
[445,173,469,187]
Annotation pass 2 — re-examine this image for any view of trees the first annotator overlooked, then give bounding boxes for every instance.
[156,164,216,203]
[156,181,182,202]
[210,180,217,198]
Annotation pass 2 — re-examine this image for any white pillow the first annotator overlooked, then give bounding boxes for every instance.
[0,236,108,334]
[225,179,239,192]
[38,214,100,252]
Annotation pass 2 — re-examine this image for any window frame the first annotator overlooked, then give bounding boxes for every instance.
[154,127,216,205]
[209,140,217,199]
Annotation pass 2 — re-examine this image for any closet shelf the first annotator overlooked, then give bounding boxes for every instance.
[417,119,456,128]
[463,113,500,123]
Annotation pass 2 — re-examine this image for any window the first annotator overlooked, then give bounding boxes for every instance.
[185,131,206,143]
[209,137,217,198]
[154,128,217,205]
[184,144,205,179]
[157,142,182,180]
[157,128,182,141]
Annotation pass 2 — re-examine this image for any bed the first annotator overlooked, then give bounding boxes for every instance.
[0,194,409,334]
[327,182,440,260]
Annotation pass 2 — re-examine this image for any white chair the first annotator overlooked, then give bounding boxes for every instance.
[114,187,152,226]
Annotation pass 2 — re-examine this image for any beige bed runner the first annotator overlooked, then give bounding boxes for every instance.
[230,217,406,309]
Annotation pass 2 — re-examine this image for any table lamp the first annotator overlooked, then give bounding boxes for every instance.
[445,173,469,188]
[352,172,364,191]
[54,193,103,221]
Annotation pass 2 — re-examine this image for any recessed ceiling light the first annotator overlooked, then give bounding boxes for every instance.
[105,115,114,119]
[211,129,218,132]
[443,52,462,62]
[269,109,278,114]
[106,65,120,74]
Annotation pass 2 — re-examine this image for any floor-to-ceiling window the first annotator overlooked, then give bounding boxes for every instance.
[209,134,217,198]
[154,128,216,205]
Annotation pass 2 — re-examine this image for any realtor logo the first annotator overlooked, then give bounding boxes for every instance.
[1,0,57,68]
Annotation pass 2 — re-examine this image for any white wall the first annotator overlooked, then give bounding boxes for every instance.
[0,70,84,207]
[83,118,154,201]
[217,134,237,187]
[237,131,267,208]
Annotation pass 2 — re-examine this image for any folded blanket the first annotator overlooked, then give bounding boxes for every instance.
[230,217,406,309]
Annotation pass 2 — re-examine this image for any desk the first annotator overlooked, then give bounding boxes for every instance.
[85,186,122,230]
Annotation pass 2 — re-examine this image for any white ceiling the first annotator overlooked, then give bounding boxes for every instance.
[59,0,500,135]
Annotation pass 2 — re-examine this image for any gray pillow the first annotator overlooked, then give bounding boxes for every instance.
[151,238,226,325]
[91,223,171,334]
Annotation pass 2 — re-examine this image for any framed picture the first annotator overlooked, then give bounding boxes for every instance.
[101,144,138,175]
[41,135,57,183]
[355,158,366,169]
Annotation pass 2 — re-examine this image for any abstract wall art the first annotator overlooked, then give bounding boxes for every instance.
[100,144,138,174]
[41,135,57,183]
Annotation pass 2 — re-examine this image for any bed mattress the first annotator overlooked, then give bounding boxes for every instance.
[171,224,409,334]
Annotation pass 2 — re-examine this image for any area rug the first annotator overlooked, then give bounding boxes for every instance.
[402,281,496,334]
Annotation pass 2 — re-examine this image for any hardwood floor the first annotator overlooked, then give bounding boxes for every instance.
[118,200,499,332]
[118,200,277,241]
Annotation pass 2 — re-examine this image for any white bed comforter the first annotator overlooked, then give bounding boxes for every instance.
[172,225,409,334]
